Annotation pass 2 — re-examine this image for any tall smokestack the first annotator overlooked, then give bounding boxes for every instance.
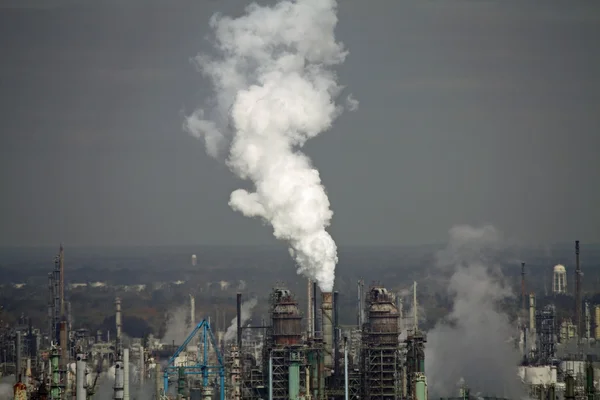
[115,297,122,350]
[189,294,195,327]
[59,244,65,317]
[307,279,313,338]
[76,353,86,400]
[236,293,242,349]
[521,262,526,313]
[138,346,145,386]
[575,240,582,339]
[123,348,130,400]
[15,331,21,383]
[313,282,319,336]
[333,291,340,377]
[529,293,536,334]
[321,292,333,372]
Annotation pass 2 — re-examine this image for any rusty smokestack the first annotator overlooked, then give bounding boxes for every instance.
[575,240,582,339]
[321,292,333,372]
[333,291,340,377]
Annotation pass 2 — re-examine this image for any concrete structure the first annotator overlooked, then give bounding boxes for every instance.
[553,264,567,294]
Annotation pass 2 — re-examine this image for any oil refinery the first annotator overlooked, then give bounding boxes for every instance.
[1,241,599,400]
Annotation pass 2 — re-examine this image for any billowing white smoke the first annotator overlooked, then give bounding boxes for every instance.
[185,0,357,292]
[425,225,524,398]
[224,298,258,343]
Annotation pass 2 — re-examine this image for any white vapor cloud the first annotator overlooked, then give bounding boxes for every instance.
[425,225,524,398]
[184,0,356,292]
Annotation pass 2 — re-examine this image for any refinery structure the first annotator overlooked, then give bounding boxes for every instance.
[0,241,599,400]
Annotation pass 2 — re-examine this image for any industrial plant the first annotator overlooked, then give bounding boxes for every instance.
[0,241,599,400]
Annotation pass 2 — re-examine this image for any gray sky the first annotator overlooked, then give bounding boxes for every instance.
[1,0,599,247]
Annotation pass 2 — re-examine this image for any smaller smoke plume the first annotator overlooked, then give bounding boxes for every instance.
[224,298,258,343]
[425,225,524,398]
[0,376,13,400]
[162,307,191,345]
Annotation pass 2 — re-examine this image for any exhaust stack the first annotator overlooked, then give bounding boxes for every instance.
[321,292,334,372]
[575,240,582,339]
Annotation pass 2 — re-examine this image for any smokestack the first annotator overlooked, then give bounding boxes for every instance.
[115,297,122,350]
[321,292,333,372]
[313,282,318,336]
[15,331,21,383]
[189,294,195,327]
[236,293,242,349]
[139,346,145,385]
[59,244,65,317]
[76,354,86,400]
[123,348,130,400]
[521,262,526,313]
[529,293,536,334]
[575,240,582,339]
[333,291,340,377]
[307,279,313,338]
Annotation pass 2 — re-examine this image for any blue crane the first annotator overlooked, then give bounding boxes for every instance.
[163,319,225,400]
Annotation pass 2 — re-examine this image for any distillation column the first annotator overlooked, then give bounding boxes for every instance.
[76,353,86,400]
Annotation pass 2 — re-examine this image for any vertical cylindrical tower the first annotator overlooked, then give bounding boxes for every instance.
[307,279,313,338]
[236,293,242,349]
[529,293,536,334]
[272,289,303,346]
[76,353,86,400]
[139,346,145,385]
[155,364,161,400]
[321,292,333,371]
[114,359,124,400]
[575,240,582,339]
[115,298,122,347]
[123,348,130,400]
[15,331,21,383]
[190,294,195,327]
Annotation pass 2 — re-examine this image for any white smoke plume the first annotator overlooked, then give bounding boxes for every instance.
[425,225,524,398]
[162,307,190,345]
[224,298,258,343]
[185,0,356,292]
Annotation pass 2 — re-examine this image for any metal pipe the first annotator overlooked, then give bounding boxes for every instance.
[236,293,242,349]
[344,337,349,400]
[76,354,86,400]
[268,352,273,400]
[123,348,130,400]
